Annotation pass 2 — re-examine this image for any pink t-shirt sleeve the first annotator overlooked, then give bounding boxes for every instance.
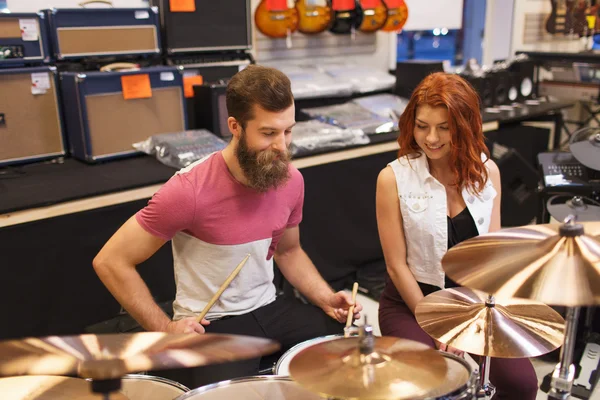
[286,172,304,228]
[135,173,196,240]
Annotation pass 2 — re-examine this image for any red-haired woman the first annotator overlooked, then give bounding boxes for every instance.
[376,72,538,399]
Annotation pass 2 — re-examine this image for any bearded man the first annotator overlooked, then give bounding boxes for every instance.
[92,65,361,387]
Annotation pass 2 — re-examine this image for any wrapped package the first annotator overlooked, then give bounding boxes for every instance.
[291,120,370,157]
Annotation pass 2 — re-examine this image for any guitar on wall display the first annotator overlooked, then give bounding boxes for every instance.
[255,0,299,44]
[357,0,387,33]
[328,0,363,35]
[545,0,589,35]
[295,0,331,34]
[381,0,408,32]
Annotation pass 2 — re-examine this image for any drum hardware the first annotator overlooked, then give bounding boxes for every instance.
[547,195,600,222]
[288,323,448,400]
[442,218,600,400]
[416,287,566,399]
[0,332,280,399]
[569,127,600,171]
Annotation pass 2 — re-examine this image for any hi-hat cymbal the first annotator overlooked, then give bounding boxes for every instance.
[415,287,565,358]
[570,126,600,170]
[442,221,600,306]
[289,336,447,400]
[0,375,128,400]
[0,332,280,380]
[547,195,600,222]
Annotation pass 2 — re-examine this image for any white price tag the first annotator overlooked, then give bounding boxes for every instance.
[135,10,150,19]
[31,72,51,95]
[20,19,39,41]
[160,72,175,81]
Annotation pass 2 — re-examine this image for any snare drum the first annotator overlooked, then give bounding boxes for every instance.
[422,353,477,400]
[120,374,189,400]
[174,375,324,399]
[273,334,344,375]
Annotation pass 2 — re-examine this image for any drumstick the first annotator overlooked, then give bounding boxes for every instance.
[196,254,251,323]
[345,282,359,333]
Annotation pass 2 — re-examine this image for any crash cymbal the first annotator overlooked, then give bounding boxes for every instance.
[289,335,447,400]
[0,332,280,380]
[442,221,600,306]
[0,375,128,400]
[547,195,600,222]
[569,126,600,170]
[415,287,565,358]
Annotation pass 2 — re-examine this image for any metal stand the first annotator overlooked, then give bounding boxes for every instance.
[89,378,122,400]
[549,307,581,399]
[476,294,497,399]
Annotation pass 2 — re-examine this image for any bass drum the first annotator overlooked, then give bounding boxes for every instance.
[174,375,323,399]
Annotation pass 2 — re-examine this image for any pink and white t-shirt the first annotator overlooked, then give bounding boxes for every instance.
[136,151,304,321]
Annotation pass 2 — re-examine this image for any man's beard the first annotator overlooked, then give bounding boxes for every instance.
[236,130,292,192]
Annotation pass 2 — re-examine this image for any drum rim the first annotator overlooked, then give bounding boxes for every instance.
[273,334,345,375]
[420,352,474,399]
[119,374,190,393]
[174,375,292,400]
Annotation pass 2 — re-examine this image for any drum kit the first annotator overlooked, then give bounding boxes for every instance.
[0,133,599,398]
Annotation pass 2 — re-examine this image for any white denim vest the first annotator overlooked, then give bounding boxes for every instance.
[389,154,497,288]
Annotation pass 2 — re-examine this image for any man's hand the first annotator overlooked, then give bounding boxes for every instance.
[165,317,211,334]
[323,290,363,323]
[435,339,464,357]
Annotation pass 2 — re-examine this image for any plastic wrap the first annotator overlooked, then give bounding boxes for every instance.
[133,129,227,169]
[318,62,396,94]
[291,120,370,157]
[301,102,395,134]
[273,64,354,99]
[352,93,408,122]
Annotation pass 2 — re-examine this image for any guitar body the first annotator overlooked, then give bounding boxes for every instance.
[358,0,388,33]
[296,0,332,34]
[381,0,408,32]
[328,0,363,34]
[255,0,299,39]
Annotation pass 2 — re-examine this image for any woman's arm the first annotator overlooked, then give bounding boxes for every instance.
[487,159,502,232]
[376,167,425,314]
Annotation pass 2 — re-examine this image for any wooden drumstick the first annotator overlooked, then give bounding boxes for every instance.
[196,253,251,323]
[345,282,359,330]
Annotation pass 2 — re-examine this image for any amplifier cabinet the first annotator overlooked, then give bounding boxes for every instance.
[0,66,66,166]
[151,0,252,54]
[0,12,51,66]
[193,83,230,139]
[46,8,161,60]
[60,66,187,163]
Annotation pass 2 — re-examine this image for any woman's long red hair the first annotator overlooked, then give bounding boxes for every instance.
[397,72,490,194]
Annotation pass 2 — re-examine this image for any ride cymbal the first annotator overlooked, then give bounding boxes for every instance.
[0,375,128,400]
[442,221,600,306]
[415,287,565,358]
[289,335,447,400]
[0,332,280,380]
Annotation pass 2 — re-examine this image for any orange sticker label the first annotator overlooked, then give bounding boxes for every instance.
[121,74,152,100]
[183,75,204,98]
[170,0,196,12]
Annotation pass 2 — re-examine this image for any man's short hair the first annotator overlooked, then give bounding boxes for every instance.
[226,65,294,129]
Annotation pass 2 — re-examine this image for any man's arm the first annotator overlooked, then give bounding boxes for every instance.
[92,216,208,333]
[274,226,361,322]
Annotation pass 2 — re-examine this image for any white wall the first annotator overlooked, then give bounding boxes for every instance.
[482,0,515,65]
[6,0,147,12]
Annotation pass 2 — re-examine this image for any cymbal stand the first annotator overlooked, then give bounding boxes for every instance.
[89,377,123,400]
[549,306,581,400]
[476,294,496,399]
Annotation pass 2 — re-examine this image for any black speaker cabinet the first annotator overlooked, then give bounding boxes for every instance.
[151,0,252,55]
[394,60,445,99]
[193,83,230,138]
[507,59,536,102]
[0,66,66,166]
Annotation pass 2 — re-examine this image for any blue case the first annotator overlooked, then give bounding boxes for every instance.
[47,7,161,60]
[0,12,51,66]
[0,66,66,166]
[60,66,187,163]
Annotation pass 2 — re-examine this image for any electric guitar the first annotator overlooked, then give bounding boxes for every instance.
[255,0,299,39]
[545,0,588,35]
[381,0,408,32]
[295,0,331,34]
[328,0,363,35]
[357,0,387,33]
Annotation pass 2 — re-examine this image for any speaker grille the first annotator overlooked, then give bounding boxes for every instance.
[0,19,21,39]
[57,26,158,56]
[0,72,64,162]
[85,87,185,157]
